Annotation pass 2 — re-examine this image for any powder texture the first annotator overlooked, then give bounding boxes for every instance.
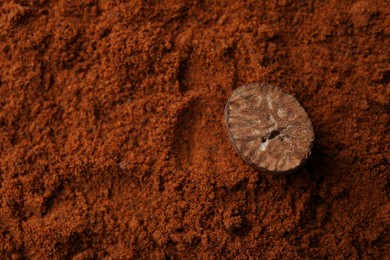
[0,0,389,259]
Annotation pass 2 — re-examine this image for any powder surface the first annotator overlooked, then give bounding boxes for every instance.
[0,1,389,259]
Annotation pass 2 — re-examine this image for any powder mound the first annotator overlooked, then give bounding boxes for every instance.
[0,0,388,259]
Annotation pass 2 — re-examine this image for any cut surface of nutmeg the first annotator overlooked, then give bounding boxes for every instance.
[225,82,314,174]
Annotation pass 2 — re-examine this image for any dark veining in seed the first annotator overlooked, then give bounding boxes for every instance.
[225,82,315,174]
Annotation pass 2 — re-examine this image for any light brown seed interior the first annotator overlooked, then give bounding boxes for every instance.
[225,83,314,174]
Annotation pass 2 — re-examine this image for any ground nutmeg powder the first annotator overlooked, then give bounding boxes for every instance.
[0,1,389,258]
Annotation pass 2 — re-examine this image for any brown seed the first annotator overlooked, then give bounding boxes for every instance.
[225,82,314,174]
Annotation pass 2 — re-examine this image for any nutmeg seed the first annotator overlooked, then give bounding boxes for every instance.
[225,82,314,174]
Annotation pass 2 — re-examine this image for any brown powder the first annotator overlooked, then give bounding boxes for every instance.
[0,0,389,259]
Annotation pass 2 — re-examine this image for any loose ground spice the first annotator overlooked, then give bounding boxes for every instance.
[0,0,389,259]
